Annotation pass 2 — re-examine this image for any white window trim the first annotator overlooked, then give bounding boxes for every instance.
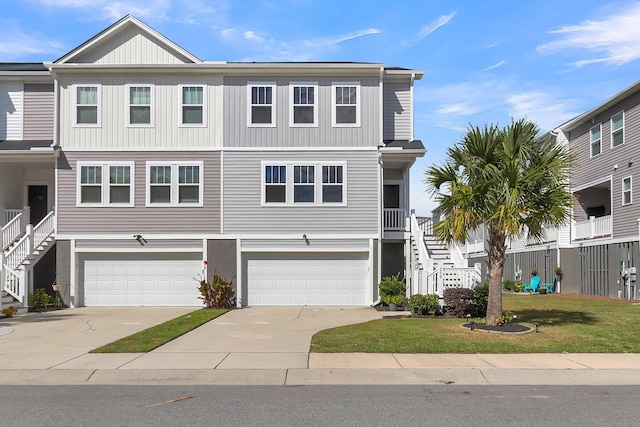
[331,82,360,127]
[260,161,347,206]
[73,84,101,128]
[76,161,135,207]
[611,110,625,149]
[247,82,276,128]
[590,123,602,158]
[289,82,318,127]
[126,84,154,127]
[179,84,207,127]
[622,176,632,206]
[145,161,204,207]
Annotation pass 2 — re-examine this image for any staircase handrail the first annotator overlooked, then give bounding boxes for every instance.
[410,213,431,262]
[1,212,23,250]
[33,211,55,249]
[3,231,31,270]
[449,241,467,268]
[2,264,24,302]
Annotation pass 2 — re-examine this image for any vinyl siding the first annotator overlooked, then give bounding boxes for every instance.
[223,76,380,148]
[241,238,370,249]
[383,81,411,141]
[75,239,202,249]
[0,163,24,224]
[57,74,223,150]
[56,151,221,234]
[0,83,23,141]
[23,84,54,141]
[223,150,379,234]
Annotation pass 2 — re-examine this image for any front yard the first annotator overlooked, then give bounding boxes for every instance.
[311,293,640,353]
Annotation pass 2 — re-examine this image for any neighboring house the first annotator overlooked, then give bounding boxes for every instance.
[2,15,427,308]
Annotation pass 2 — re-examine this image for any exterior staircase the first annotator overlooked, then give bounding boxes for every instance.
[1,209,56,313]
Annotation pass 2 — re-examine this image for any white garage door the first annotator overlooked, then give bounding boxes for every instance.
[83,254,203,306]
[246,253,369,306]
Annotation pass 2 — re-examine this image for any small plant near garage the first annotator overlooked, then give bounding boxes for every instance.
[28,288,54,311]
[378,273,406,306]
[408,294,441,316]
[197,261,235,308]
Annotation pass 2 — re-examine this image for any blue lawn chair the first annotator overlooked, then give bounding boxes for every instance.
[523,276,540,293]
[539,277,557,293]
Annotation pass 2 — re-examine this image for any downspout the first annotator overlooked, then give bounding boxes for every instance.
[371,66,385,307]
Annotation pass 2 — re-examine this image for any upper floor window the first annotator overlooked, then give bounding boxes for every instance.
[77,162,134,207]
[262,162,346,206]
[248,83,275,127]
[290,83,317,127]
[611,111,624,148]
[127,84,153,126]
[74,85,100,127]
[590,123,601,157]
[147,162,203,206]
[181,85,205,126]
[332,83,360,127]
[623,176,632,205]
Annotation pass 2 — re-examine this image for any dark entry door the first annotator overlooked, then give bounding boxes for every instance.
[383,184,400,209]
[28,185,48,225]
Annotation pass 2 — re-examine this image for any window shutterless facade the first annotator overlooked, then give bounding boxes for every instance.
[74,84,100,126]
[261,162,346,206]
[332,82,360,127]
[290,83,317,127]
[590,123,601,157]
[180,85,206,126]
[127,84,153,126]
[77,162,134,206]
[611,111,624,148]
[248,83,276,127]
[146,162,203,206]
[623,176,632,205]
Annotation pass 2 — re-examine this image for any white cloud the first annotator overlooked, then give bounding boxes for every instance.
[538,3,640,67]
[220,28,236,39]
[480,60,506,72]
[29,0,171,21]
[244,30,264,43]
[417,12,456,40]
[506,91,579,130]
[0,22,64,59]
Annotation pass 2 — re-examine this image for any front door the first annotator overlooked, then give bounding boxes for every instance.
[383,184,400,208]
[28,185,48,225]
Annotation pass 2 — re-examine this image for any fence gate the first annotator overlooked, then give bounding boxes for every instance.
[579,245,609,296]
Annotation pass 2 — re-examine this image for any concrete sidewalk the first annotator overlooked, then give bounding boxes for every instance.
[1,307,640,386]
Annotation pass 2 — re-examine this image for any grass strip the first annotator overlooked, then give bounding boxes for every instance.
[90,308,227,353]
[311,293,640,353]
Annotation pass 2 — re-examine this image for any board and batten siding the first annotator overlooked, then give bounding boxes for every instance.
[57,74,222,150]
[383,81,412,141]
[223,76,380,148]
[569,89,640,240]
[56,151,220,235]
[223,150,379,234]
[23,84,54,141]
[71,27,195,65]
[0,83,23,141]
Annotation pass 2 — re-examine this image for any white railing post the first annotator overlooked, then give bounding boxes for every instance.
[25,224,34,256]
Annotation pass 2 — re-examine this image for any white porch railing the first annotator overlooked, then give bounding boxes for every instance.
[2,265,25,302]
[2,212,24,250]
[384,208,406,230]
[4,209,23,225]
[573,215,612,240]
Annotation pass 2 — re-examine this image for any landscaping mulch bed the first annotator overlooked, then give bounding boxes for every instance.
[462,322,532,334]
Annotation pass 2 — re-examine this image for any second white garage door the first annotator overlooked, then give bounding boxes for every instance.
[83,254,203,306]
[246,253,369,306]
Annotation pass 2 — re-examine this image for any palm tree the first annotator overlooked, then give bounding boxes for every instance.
[424,119,573,324]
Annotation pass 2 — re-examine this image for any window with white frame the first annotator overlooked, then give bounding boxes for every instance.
[147,162,203,206]
[590,123,601,157]
[332,83,359,126]
[262,162,346,205]
[181,85,205,126]
[77,162,134,206]
[623,176,632,205]
[74,85,100,126]
[290,83,317,126]
[127,85,153,126]
[611,111,624,148]
[248,83,276,126]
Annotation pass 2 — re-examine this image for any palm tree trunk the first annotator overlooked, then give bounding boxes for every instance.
[486,227,506,325]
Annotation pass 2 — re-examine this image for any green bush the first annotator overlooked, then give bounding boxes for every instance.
[28,288,52,310]
[474,284,489,317]
[502,280,524,292]
[408,294,441,315]
[197,267,235,308]
[378,274,406,305]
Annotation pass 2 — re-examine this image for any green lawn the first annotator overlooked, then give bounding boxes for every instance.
[90,308,227,353]
[311,293,640,353]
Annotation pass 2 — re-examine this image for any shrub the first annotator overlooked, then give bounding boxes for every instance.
[409,294,441,315]
[474,284,489,317]
[443,287,476,318]
[378,274,406,305]
[197,264,235,308]
[502,280,524,292]
[28,288,52,310]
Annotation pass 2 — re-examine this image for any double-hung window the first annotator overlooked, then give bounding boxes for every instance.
[77,162,134,206]
[262,162,346,205]
[74,85,100,126]
[290,83,317,126]
[248,83,276,126]
[611,111,624,148]
[590,123,601,157]
[127,84,153,126]
[332,83,359,127]
[181,85,205,126]
[623,176,632,205]
[147,162,203,206]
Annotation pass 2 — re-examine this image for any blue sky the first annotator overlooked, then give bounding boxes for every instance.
[3,0,640,215]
